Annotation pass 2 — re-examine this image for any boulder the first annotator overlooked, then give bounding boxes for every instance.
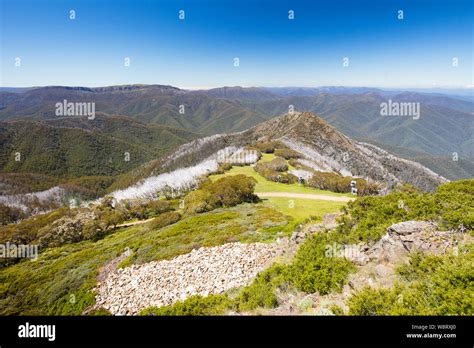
[387,221,437,236]
[367,220,461,264]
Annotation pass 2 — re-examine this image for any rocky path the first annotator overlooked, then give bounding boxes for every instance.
[257,192,354,202]
[94,242,279,315]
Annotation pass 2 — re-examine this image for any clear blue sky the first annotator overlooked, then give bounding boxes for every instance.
[1,0,473,88]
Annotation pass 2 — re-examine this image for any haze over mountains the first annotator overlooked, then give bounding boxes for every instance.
[0,84,472,180]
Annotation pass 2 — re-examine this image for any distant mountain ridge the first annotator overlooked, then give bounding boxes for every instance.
[0,84,472,179]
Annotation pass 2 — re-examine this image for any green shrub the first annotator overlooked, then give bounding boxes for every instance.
[147,211,181,230]
[264,157,288,172]
[120,199,173,220]
[183,190,213,214]
[235,264,289,311]
[306,171,379,195]
[289,232,354,294]
[234,232,354,312]
[205,175,258,207]
[329,304,345,315]
[274,148,301,160]
[215,162,233,173]
[348,246,474,315]
[254,158,298,184]
[435,179,474,230]
[140,294,231,315]
[336,179,473,243]
[183,175,258,214]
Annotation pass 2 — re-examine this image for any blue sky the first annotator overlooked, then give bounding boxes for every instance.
[1,0,473,88]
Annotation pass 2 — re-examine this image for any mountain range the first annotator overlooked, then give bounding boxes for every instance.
[0,85,472,181]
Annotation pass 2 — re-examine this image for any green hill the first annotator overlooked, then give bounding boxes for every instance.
[0,114,197,178]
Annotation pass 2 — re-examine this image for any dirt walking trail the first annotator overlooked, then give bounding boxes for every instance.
[116,217,155,228]
[257,192,354,202]
[116,192,353,228]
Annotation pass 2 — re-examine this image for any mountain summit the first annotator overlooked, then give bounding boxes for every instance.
[130,112,447,194]
[247,112,447,191]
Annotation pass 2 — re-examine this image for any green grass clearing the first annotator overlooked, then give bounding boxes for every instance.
[210,165,350,197]
[261,197,346,222]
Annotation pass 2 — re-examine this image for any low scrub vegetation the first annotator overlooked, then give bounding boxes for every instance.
[140,294,232,315]
[147,211,181,230]
[336,179,473,243]
[0,203,290,315]
[348,245,473,315]
[0,208,73,246]
[0,204,26,225]
[247,141,281,154]
[306,171,379,196]
[121,199,174,220]
[184,174,259,214]
[235,232,354,311]
[254,157,298,184]
[274,148,301,160]
[141,179,473,315]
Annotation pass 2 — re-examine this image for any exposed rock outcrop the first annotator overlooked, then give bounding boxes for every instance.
[345,220,462,266]
[342,220,466,292]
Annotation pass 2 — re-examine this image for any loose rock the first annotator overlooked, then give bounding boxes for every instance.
[94,242,278,315]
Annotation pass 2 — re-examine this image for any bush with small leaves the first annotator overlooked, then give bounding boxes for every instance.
[348,245,473,315]
[235,264,289,311]
[140,294,231,315]
[335,179,473,243]
[147,211,181,230]
[254,158,298,184]
[0,204,25,225]
[183,175,258,215]
[289,232,354,295]
[274,148,301,160]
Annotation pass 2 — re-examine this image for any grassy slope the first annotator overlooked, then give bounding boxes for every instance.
[210,155,350,197]
[209,154,349,222]
[0,204,290,315]
[262,197,346,222]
